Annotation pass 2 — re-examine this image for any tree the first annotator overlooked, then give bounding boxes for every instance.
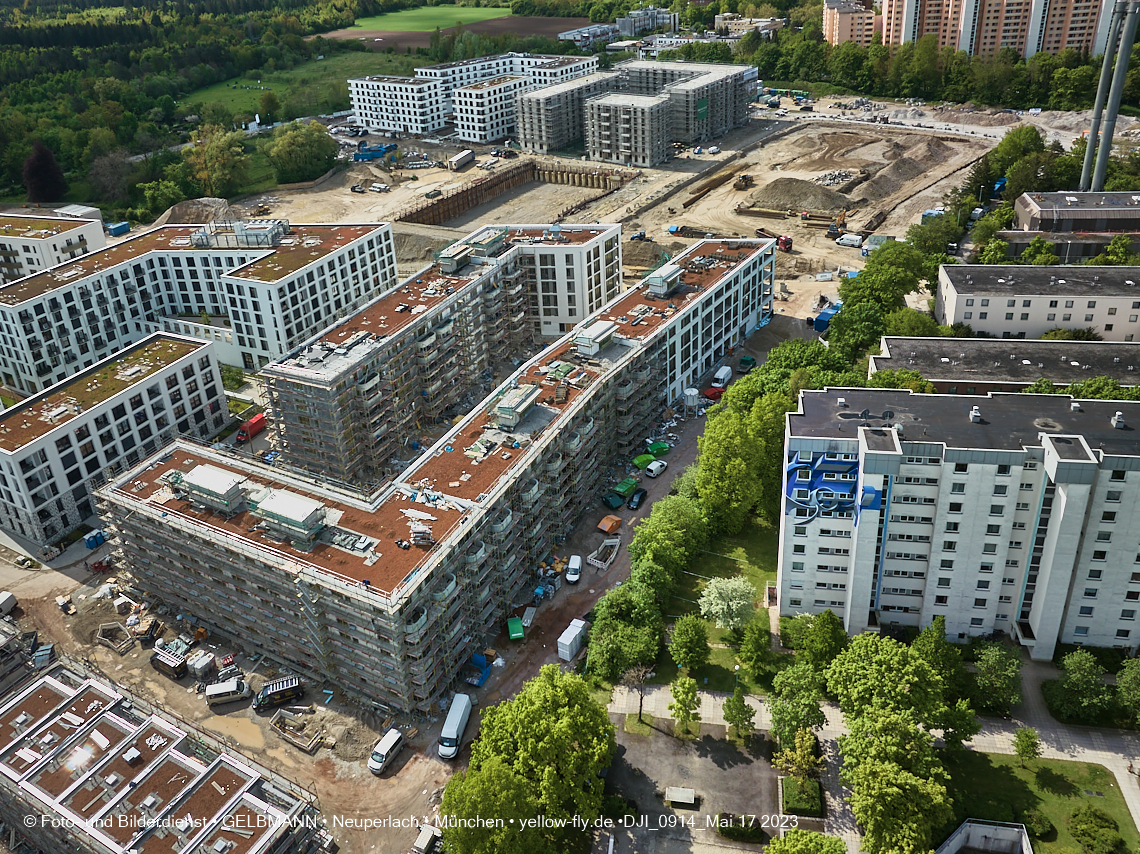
[798,609,848,672]
[912,616,969,701]
[669,614,710,671]
[620,664,654,723]
[1069,804,1126,854]
[628,495,707,577]
[1019,235,1059,265]
[263,120,339,184]
[88,149,133,203]
[883,307,943,338]
[906,213,963,256]
[182,125,250,199]
[769,662,827,747]
[737,620,772,680]
[695,407,763,535]
[826,633,942,723]
[839,241,925,311]
[827,301,885,361]
[867,368,936,393]
[847,759,953,854]
[259,91,281,124]
[1013,727,1041,765]
[1087,233,1140,266]
[972,643,1022,713]
[1041,326,1103,341]
[441,756,546,854]
[722,685,756,738]
[472,665,615,821]
[698,576,756,632]
[668,675,700,735]
[775,727,823,786]
[23,141,68,202]
[1051,649,1112,721]
[766,829,847,854]
[139,178,186,217]
[587,583,662,681]
[976,238,1010,264]
[1115,658,1140,725]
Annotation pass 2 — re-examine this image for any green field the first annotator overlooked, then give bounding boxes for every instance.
[186,53,428,116]
[666,517,778,619]
[350,5,512,31]
[939,752,1140,854]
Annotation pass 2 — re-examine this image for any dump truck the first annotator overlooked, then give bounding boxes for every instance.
[236,413,267,444]
[352,142,397,162]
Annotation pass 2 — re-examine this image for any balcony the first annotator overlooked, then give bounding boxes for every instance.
[467,541,488,565]
[544,453,565,474]
[616,380,634,401]
[634,367,652,383]
[520,478,542,504]
[432,572,458,603]
[405,607,428,638]
[491,509,514,536]
[580,417,596,438]
[564,430,583,454]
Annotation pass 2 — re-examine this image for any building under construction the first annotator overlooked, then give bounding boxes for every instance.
[516,59,757,165]
[0,663,329,854]
[260,223,622,486]
[95,237,776,714]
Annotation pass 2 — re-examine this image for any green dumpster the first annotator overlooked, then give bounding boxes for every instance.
[633,454,656,469]
[647,442,670,457]
[508,617,524,640]
[613,477,639,497]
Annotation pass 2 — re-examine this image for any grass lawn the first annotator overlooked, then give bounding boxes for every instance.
[939,751,1140,854]
[624,713,653,736]
[0,396,15,408]
[350,5,512,31]
[665,516,777,619]
[186,53,428,116]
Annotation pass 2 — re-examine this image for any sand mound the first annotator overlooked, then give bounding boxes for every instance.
[393,231,450,267]
[929,106,1020,127]
[750,177,848,213]
[904,137,952,163]
[624,239,685,267]
[153,197,235,226]
[860,157,928,201]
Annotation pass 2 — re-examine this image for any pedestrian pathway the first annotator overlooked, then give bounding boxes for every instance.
[609,660,1140,854]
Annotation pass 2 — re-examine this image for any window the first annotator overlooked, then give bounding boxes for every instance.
[1089,569,1103,580]
[970,617,985,627]
[1123,610,1136,621]
[979,313,988,320]
[1109,307,1118,316]
[986,524,1001,535]
[943,541,957,551]
[1020,482,1034,490]
[1065,300,1074,308]
[935,596,948,605]
[792,562,804,572]
[951,482,966,494]
[1097,531,1112,542]
[794,526,807,536]
[937,577,951,588]
[1016,502,1030,510]
[964,312,972,319]
[789,599,802,607]
[1079,606,1094,617]
[974,598,987,608]
[949,502,963,513]
[1112,470,1126,481]
[1084,588,1098,598]
[1088,301,1097,308]
[1049,300,1058,308]
[1063,314,1072,321]
[990,505,1004,515]
[1093,550,1107,561]
[983,543,998,554]
[1047,313,1056,321]
[980,563,994,573]
[1074,626,1089,637]
[966,299,974,306]
[945,522,959,532]
[954,463,968,473]
[1118,629,1132,639]
[793,544,805,554]
[1129,591,1140,601]
[1020,313,1029,321]
[1107,490,1122,502]
[1007,299,1016,307]
[1005,313,1014,321]
[977,580,991,590]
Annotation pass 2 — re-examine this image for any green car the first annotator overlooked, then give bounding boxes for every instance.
[739,356,757,373]
[602,492,625,510]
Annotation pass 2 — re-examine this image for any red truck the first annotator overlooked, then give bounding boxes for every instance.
[236,413,266,444]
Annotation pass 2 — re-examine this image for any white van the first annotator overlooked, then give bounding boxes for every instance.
[368,728,405,775]
[565,555,582,584]
[835,233,863,247]
[439,693,473,759]
[205,679,251,707]
[711,365,733,388]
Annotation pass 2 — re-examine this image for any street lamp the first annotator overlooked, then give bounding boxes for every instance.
[734,664,740,686]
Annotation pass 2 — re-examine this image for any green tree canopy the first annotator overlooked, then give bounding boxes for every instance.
[906,213,963,256]
[846,759,954,854]
[828,301,885,362]
[441,756,546,854]
[911,616,970,702]
[826,633,943,723]
[769,662,828,747]
[722,685,756,738]
[472,665,616,821]
[1013,727,1041,765]
[1116,658,1140,725]
[976,238,1010,264]
[183,124,249,198]
[798,609,849,672]
[1018,235,1059,265]
[698,576,757,631]
[839,241,925,311]
[972,643,1023,713]
[1041,326,1104,341]
[776,727,823,785]
[1051,649,1112,721]
[628,495,708,577]
[766,830,847,854]
[883,307,944,338]
[263,119,338,184]
[695,406,764,535]
[669,675,700,735]
[669,614,710,671]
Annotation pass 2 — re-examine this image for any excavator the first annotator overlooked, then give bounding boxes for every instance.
[826,209,847,236]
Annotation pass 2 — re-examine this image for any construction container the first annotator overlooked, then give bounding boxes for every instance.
[187,650,215,680]
[558,619,588,662]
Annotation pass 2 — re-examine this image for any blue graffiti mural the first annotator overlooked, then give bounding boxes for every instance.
[785,452,859,522]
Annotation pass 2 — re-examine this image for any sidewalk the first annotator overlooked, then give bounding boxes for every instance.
[609,668,1140,854]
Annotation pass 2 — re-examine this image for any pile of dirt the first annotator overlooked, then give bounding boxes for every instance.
[329,721,376,762]
[154,197,235,226]
[928,106,1021,127]
[889,107,928,121]
[749,178,848,213]
[392,231,451,270]
[623,239,685,267]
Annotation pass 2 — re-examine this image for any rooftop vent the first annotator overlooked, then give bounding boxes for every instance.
[970,405,982,423]
[1071,401,1081,412]
[1113,411,1126,429]
[837,397,847,407]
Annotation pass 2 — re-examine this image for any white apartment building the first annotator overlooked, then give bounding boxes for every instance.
[935,264,1140,341]
[778,388,1140,661]
[454,75,532,143]
[0,333,224,548]
[96,237,776,713]
[349,53,598,136]
[346,76,445,134]
[0,215,105,285]
[0,219,396,392]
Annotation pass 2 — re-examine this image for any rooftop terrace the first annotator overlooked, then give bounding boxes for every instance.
[872,337,1140,386]
[459,74,527,91]
[0,335,204,453]
[0,222,386,305]
[791,388,1140,457]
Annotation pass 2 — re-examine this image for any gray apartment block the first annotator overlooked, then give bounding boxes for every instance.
[516,72,618,155]
[97,238,776,714]
[586,94,671,167]
[517,60,755,160]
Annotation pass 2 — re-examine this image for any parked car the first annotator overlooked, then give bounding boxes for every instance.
[645,460,668,478]
[565,555,582,584]
[350,184,366,194]
[627,488,648,511]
